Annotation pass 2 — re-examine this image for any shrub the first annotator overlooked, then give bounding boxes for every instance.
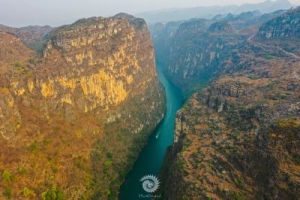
[3,188,12,198]
[42,185,64,200]
[28,140,38,152]
[2,170,11,183]
[23,187,30,197]
[104,160,112,166]
[19,167,27,174]
[14,62,20,67]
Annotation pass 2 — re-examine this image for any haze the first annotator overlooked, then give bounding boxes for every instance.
[0,0,299,27]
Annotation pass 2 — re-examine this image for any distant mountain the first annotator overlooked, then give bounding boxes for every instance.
[137,0,293,23]
[0,24,54,52]
[255,7,300,55]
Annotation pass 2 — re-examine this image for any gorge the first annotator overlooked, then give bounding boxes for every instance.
[0,4,299,200]
[119,62,183,199]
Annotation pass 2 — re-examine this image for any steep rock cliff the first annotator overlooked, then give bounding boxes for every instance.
[258,7,300,39]
[256,7,300,55]
[161,8,300,200]
[0,14,165,200]
[151,9,290,98]
[164,59,300,200]
[149,21,182,65]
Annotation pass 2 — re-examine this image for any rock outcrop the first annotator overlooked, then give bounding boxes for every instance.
[256,7,300,55]
[258,7,300,39]
[208,21,234,33]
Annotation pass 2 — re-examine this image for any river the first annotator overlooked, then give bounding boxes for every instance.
[119,61,184,199]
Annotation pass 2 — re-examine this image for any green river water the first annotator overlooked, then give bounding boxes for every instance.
[119,62,184,199]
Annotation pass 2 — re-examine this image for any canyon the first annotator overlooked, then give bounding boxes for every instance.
[0,3,299,200]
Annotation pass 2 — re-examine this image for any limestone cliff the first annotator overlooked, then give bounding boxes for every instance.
[161,8,300,200]
[150,9,288,98]
[255,7,300,56]
[258,7,300,39]
[0,14,165,200]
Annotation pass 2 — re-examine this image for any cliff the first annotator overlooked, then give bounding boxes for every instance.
[161,8,300,200]
[149,21,182,65]
[208,21,234,33]
[258,7,300,39]
[0,14,165,199]
[151,8,293,98]
[165,18,243,97]
[255,7,300,56]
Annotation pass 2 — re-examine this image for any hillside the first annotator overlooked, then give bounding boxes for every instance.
[0,25,54,52]
[150,9,293,98]
[0,14,165,199]
[159,8,300,200]
[255,7,300,56]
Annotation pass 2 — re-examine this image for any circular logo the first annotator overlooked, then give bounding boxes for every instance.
[140,175,160,193]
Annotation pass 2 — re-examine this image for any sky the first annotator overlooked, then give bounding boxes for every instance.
[0,0,299,27]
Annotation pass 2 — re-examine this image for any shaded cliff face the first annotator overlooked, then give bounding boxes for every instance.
[150,10,288,98]
[0,14,165,199]
[166,19,246,97]
[255,7,300,56]
[208,21,235,33]
[161,8,300,200]
[149,21,183,65]
[224,10,285,30]
[258,7,300,39]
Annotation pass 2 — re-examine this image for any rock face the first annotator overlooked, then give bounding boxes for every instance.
[150,9,293,98]
[208,21,234,33]
[0,14,165,199]
[258,7,300,39]
[164,68,300,199]
[149,21,183,65]
[160,8,300,200]
[256,7,300,55]
[165,18,244,96]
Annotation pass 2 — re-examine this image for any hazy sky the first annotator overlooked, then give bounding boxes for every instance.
[0,0,299,27]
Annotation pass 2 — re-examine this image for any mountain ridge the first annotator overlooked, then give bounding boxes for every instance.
[137,0,293,23]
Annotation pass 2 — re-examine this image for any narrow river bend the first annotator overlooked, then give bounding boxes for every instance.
[119,62,184,199]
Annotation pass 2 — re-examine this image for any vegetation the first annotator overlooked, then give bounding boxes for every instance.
[3,188,12,198]
[41,185,64,200]
[13,61,20,67]
[23,187,31,197]
[2,170,12,183]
